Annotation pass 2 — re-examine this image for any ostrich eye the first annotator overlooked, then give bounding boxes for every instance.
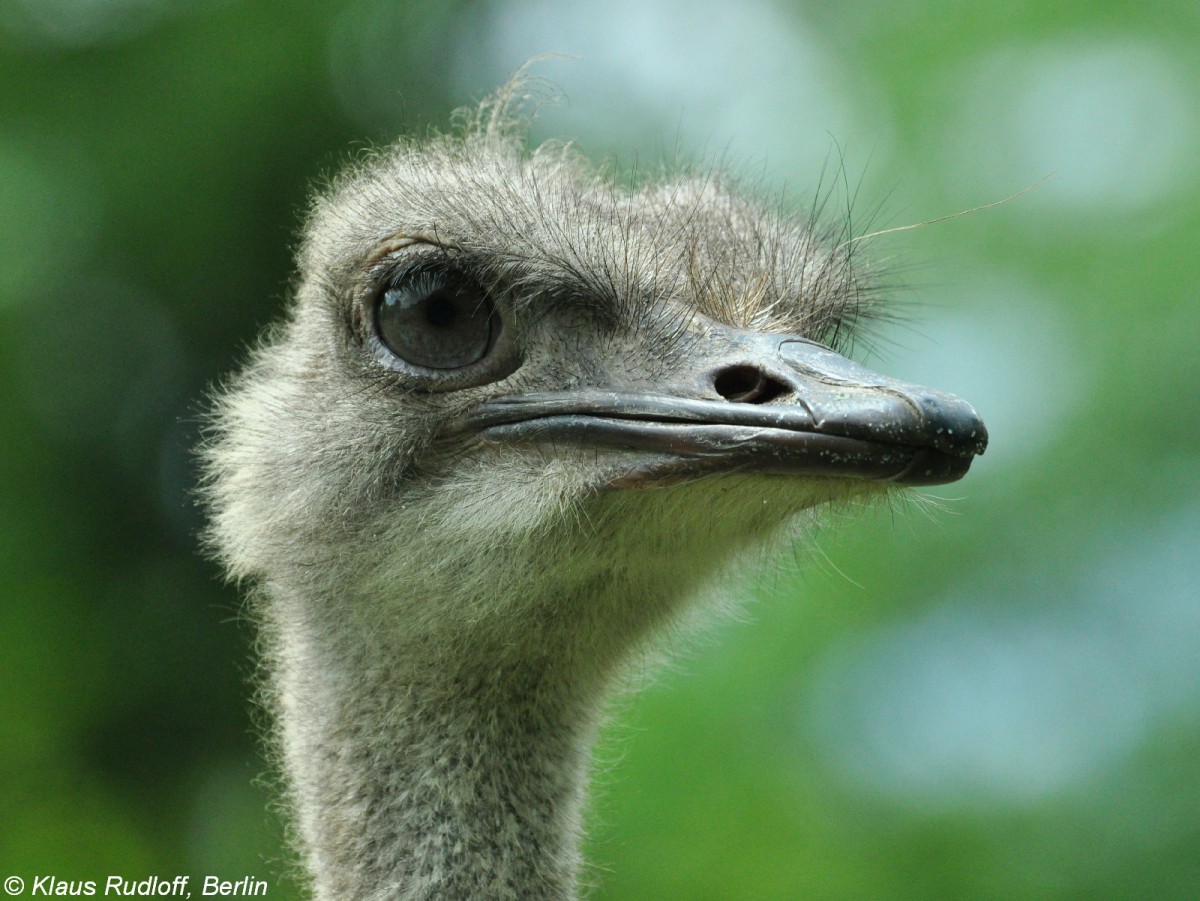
[374,269,495,370]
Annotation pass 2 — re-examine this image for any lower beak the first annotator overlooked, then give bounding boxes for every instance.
[452,334,987,488]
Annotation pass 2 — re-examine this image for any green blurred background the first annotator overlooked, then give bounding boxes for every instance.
[2,0,1198,898]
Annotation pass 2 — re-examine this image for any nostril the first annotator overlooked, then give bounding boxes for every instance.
[712,365,789,404]
[714,366,763,401]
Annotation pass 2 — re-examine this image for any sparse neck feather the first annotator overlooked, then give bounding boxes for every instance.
[267,581,609,901]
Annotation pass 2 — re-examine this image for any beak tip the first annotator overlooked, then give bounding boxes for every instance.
[912,390,988,459]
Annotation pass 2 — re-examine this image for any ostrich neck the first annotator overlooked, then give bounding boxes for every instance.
[266,583,606,901]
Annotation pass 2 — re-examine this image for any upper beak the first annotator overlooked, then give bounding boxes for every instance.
[452,328,987,488]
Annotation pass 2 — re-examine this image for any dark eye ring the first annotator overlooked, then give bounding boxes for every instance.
[373,268,496,370]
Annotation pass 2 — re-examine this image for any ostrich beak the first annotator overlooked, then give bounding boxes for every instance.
[456,331,987,488]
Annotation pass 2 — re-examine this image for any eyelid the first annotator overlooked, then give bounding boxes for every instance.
[364,235,458,264]
[366,239,462,282]
[369,253,492,313]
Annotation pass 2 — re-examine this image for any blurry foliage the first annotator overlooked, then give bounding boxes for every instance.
[1,0,1197,898]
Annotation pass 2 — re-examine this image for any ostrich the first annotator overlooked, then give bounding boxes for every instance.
[201,84,986,900]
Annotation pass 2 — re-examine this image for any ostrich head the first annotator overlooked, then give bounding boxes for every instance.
[201,85,986,900]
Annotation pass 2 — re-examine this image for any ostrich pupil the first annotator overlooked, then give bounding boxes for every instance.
[424,292,456,328]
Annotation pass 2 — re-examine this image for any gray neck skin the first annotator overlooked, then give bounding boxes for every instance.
[267,583,610,901]
[259,480,773,900]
